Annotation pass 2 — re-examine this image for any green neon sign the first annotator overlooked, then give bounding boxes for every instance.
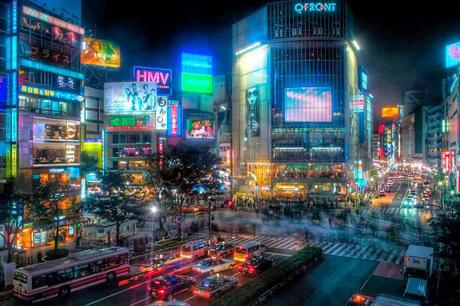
[181,72,212,94]
[107,115,153,131]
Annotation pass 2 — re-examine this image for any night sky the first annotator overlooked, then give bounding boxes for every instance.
[82,0,460,126]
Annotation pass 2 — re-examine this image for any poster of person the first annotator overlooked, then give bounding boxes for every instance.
[81,38,121,68]
[186,119,215,139]
[246,86,260,137]
[104,82,157,114]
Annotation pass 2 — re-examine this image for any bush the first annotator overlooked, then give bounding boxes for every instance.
[212,247,322,306]
[45,248,69,260]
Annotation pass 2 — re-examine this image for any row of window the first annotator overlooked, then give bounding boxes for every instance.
[31,254,128,289]
[19,96,79,118]
[111,133,152,144]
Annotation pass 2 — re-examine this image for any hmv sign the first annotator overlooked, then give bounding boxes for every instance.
[133,66,172,96]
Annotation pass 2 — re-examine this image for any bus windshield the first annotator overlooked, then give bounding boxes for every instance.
[13,271,27,284]
[182,245,192,252]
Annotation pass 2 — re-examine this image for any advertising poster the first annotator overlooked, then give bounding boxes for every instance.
[81,37,121,68]
[185,119,215,139]
[104,82,157,114]
[246,86,260,137]
[155,96,168,130]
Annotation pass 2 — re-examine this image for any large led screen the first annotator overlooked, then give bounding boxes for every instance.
[446,42,460,68]
[284,87,332,122]
[81,38,121,68]
[104,82,157,114]
[185,119,215,139]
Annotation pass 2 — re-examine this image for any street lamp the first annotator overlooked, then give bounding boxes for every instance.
[151,206,158,244]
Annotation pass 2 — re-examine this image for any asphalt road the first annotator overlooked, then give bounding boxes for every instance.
[5,252,287,306]
[265,255,378,306]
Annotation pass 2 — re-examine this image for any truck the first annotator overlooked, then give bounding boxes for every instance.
[403,245,434,280]
[373,294,421,306]
[404,277,429,305]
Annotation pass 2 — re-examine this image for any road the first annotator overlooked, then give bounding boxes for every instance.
[265,255,378,306]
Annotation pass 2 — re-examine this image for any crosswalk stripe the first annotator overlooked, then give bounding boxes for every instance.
[325,243,344,255]
[329,243,349,256]
[356,245,372,258]
[369,249,385,261]
[273,239,296,250]
[322,242,338,253]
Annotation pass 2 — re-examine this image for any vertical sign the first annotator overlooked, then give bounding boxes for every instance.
[155,96,168,130]
[11,144,17,177]
[246,86,260,136]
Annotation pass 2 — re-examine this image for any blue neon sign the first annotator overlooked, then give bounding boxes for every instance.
[12,1,18,33]
[294,2,336,14]
[20,85,84,102]
[11,109,17,142]
[21,59,84,79]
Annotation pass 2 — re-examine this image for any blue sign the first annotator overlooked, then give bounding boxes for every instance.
[21,59,84,79]
[20,85,84,102]
[0,75,7,110]
[294,2,337,14]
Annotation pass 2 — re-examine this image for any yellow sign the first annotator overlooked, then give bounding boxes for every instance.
[381,107,399,119]
[11,144,17,177]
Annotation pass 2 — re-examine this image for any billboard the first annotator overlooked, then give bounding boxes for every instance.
[81,38,121,68]
[284,87,332,122]
[133,66,172,96]
[181,53,213,94]
[107,115,154,131]
[246,86,260,136]
[381,107,399,119]
[167,100,181,136]
[446,42,460,68]
[185,119,215,139]
[104,82,156,114]
[352,95,365,112]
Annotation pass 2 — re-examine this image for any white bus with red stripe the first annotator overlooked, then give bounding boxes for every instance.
[13,247,129,302]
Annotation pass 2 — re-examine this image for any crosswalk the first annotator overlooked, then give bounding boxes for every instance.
[362,206,439,218]
[224,234,405,265]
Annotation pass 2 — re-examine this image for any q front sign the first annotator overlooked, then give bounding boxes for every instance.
[294,2,337,14]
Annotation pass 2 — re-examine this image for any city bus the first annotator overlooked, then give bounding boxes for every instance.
[234,241,266,262]
[13,247,129,302]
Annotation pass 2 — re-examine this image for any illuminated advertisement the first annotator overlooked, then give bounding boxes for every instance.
[181,53,213,94]
[20,85,83,102]
[133,66,172,96]
[82,141,102,169]
[22,5,84,35]
[167,100,181,136]
[383,124,394,160]
[107,115,154,131]
[381,107,399,119]
[104,82,156,113]
[155,96,168,130]
[442,150,455,174]
[81,37,121,68]
[0,75,7,111]
[21,16,81,47]
[32,143,80,166]
[446,42,460,68]
[21,59,84,79]
[54,75,80,92]
[25,42,71,68]
[353,95,365,112]
[294,2,337,14]
[284,87,332,122]
[246,86,260,137]
[185,119,215,139]
[33,118,80,141]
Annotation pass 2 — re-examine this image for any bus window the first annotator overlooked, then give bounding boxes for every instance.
[57,268,74,282]
[32,275,47,289]
[74,264,91,278]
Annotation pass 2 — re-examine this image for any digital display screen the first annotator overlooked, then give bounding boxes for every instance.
[81,37,120,68]
[185,119,215,139]
[284,87,332,122]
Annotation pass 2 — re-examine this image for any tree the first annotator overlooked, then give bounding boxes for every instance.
[0,182,26,263]
[430,197,460,273]
[29,183,81,254]
[84,171,144,246]
[147,144,220,239]
[80,152,98,177]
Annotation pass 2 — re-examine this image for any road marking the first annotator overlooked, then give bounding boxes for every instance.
[128,297,151,306]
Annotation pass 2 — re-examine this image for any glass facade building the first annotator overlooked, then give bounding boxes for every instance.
[232,0,368,198]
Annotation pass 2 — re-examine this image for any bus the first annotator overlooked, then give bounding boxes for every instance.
[13,247,129,302]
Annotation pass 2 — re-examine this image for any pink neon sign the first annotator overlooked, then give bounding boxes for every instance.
[133,66,172,96]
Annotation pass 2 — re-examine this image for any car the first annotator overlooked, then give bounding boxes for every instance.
[239,255,273,276]
[345,293,375,306]
[150,274,195,301]
[209,242,235,258]
[192,275,237,299]
[192,257,235,273]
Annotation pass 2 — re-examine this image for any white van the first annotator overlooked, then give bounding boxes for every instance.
[404,278,428,305]
[234,241,266,262]
[180,241,208,260]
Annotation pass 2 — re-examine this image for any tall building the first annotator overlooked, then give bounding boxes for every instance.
[1,0,83,249]
[232,0,367,200]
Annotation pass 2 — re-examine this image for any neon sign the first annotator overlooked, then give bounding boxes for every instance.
[11,144,17,177]
[294,2,337,14]
[168,103,181,136]
[446,42,460,68]
[20,85,84,102]
[66,144,76,163]
[133,66,172,96]
[21,59,84,79]
[107,115,154,131]
[353,95,365,112]
[22,5,84,35]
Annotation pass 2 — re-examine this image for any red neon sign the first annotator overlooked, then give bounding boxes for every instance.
[170,105,178,135]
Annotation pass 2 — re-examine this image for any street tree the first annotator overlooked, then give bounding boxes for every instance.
[29,183,81,257]
[84,171,144,246]
[147,144,220,239]
[80,152,99,177]
[0,182,26,263]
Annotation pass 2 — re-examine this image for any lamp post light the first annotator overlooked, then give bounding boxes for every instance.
[151,206,158,245]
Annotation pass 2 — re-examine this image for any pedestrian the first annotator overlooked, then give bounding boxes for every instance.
[36,251,43,263]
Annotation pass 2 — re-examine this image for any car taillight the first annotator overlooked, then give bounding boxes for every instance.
[245,254,250,258]
[249,266,255,273]
[238,266,243,272]
[158,288,166,295]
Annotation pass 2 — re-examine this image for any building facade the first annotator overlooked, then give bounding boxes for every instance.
[1,0,83,249]
[232,0,367,200]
